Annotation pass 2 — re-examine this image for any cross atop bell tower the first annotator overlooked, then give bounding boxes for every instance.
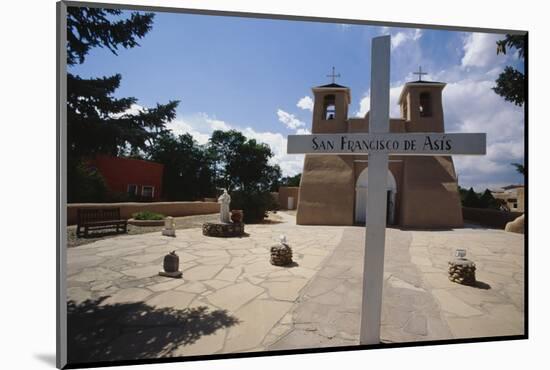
[413,66,428,81]
[326,66,341,84]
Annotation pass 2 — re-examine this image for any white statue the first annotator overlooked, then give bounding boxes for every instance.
[218,189,231,223]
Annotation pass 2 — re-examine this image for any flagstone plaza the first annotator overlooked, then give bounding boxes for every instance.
[66,211,524,363]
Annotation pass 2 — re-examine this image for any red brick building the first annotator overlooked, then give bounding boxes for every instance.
[90,155,164,201]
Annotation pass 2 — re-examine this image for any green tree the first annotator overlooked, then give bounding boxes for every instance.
[462,187,481,208]
[280,173,301,187]
[67,159,109,203]
[511,162,525,176]
[494,34,526,107]
[147,132,215,200]
[208,130,280,192]
[458,185,469,204]
[67,7,179,159]
[208,130,281,222]
[478,189,499,209]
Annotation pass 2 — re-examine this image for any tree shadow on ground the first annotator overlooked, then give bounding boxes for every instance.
[67,296,239,365]
[472,280,491,290]
[259,219,285,225]
[279,261,299,268]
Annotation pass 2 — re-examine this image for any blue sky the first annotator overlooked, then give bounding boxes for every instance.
[70,10,525,190]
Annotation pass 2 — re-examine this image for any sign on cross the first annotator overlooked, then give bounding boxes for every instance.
[287,35,486,345]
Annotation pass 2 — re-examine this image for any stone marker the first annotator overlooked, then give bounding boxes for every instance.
[270,235,293,266]
[286,35,486,344]
[158,251,182,278]
[161,216,176,237]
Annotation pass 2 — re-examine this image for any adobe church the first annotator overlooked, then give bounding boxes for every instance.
[296,71,464,228]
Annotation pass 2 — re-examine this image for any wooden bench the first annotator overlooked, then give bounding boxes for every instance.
[76,208,128,238]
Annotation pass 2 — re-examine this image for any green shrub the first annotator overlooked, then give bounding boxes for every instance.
[132,211,165,220]
[230,190,277,223]
[67,159,109,203]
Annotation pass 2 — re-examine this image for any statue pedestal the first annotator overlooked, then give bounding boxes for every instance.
[202,222,244,237]
[162,229,176,237]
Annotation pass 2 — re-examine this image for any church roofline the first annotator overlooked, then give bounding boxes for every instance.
[312,84,351,101]
[315,82,349,88]
[397,81,446,105]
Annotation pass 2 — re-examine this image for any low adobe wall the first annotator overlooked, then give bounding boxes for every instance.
[67,201,220,225]
[278,187,300,210]
[462,207,523,229]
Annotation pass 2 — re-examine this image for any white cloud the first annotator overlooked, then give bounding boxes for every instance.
[110,103,145,118]
[296,96,314,111]
[296,128,311,135]
[442,78,524,190]
[355,90,370,118]
[277,109,306,130]
[242,127,304,176]
[165,118,210,145]
[461,33,505,68]
[354,86,402,118]
[391,28,423,50]
[165,112,232,145]
[165,112,304,176]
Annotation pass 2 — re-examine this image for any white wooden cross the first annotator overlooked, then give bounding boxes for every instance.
[287,35,486,345]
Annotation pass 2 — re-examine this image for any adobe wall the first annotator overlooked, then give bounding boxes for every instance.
[517,187,525,212]
[296,155,355,225]
[92,155,164,200]
[462,207,523,229]
[400,156,463,228]
[67,201,220,225]
[278,187,300,210]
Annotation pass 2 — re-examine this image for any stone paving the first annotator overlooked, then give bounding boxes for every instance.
[67,212,345,362]
[66,212,525,363]
[268,225,524,350]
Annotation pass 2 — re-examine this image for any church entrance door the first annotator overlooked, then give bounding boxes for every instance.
[355,168,396,225]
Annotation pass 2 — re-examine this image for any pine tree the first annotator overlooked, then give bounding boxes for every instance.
[66,6,179,159]
[463,187,481,208]
[478,189,499,209]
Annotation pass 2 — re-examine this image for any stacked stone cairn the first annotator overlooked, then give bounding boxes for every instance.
[448,257,476,285]
[270,235,293,266]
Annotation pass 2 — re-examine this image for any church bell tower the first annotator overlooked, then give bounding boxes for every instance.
[296,68,356,225]
[398,67,446,132]
[311,67,351,134]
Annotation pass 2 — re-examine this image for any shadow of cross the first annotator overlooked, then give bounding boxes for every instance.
[67,296,239,364]
[287,35,486,345]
